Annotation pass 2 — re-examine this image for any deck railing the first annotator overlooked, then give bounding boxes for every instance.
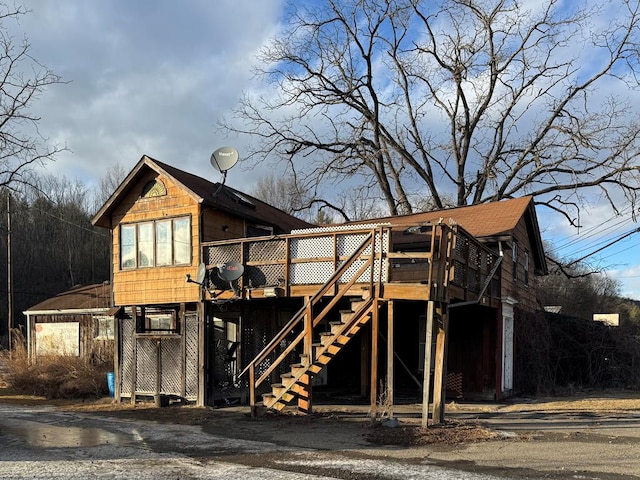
[202,221,501,303]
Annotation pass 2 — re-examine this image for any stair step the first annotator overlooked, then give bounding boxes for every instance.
[280,373,297,386]
[299,353,311,366]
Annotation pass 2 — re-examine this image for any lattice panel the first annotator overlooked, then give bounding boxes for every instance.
[246,264,285,288]
[290,236,333,259]
[160,338,182,395]
[468,242,479,268]
[337,233,371,256]
[247,239,285,262]
[453,260,465,285]
[289,230,388,284]
[468,268,480,292]
[185,313,199,398]
[136,338,158,393]
[120,317,134,395]
[290,261,335,284]
[207,244,241,265]
[455,235,469,259]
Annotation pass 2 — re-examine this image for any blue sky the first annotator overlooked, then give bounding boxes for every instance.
[8,0,640,300]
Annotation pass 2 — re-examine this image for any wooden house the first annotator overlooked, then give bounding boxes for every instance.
[92,154,547,422]
[202,196,547,421]
[23,282,114,365]
[91,155,312,405]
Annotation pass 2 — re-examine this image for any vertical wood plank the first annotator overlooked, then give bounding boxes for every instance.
[370,300,379,417]
[180,303,187,399]
[197,302,205,407]
[131,306,138,405]
[114,313,121,401]
[432,304,448,424]
[421,301,434,428]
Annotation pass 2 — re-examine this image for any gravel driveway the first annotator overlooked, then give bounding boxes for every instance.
[2,396,640,479]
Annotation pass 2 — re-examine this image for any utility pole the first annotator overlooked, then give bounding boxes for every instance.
[6,193,12,352]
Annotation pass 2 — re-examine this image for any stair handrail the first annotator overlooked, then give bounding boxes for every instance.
[239,229,378,380]
[254,258,375,389]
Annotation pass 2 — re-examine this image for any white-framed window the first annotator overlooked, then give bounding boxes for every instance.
[120,217,191,269]
[524,249,530,286]
[94,316,115,340]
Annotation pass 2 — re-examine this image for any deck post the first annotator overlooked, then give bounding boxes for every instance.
[386,300,394,419]
[421,301,435,427]
[298,297,314,414]
[432,304,448,424]
[369,299,379,417]
[249,364,256,417]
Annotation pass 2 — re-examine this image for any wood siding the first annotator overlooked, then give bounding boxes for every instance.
[111,170,202,306]
[29,314,114,366]
[500,216,539,312]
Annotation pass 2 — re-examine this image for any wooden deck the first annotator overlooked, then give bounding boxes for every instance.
[202,222,502,306]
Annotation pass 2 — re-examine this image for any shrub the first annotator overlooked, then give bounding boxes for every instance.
[3,331,111,399]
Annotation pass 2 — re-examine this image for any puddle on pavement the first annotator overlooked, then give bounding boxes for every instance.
[3,419,131,448]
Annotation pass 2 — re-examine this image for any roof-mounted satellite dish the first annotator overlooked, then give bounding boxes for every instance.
[211,146,239,173]
[211,146,239,197]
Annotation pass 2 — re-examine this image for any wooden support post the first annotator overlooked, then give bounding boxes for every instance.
[197,302,206,407]
[369,300,379,417]
[249,364,256,417]
[131,306,138,406]
[432,304,448,424]
[299,296,314,414]
[154,339,162,407]
[421,301,435,428]
[386,300,394,419]
[297,373,312,414]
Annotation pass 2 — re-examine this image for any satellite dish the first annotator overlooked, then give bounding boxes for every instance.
[217,261,244,282]
[195,262,206,284]
[186,262,207,286]
[210,146,239,173]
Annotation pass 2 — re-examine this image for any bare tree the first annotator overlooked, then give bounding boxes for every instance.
[0,3,64,190]
[96,161,128,209]
[222,0,640,224]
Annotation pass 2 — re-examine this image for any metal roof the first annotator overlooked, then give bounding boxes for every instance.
[24,283,112,313]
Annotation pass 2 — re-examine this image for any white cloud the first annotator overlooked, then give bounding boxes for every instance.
[10,0,285,190]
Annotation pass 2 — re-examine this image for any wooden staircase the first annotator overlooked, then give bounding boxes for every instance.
[262,294,375,411]
[241,228,386,416]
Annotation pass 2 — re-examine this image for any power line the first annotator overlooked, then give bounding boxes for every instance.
[565,227,640,267]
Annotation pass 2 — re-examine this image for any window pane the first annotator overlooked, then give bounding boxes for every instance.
[173,217,191,265]
[156,220,172,266]
[138,223,154,267]
[121,225,136,269]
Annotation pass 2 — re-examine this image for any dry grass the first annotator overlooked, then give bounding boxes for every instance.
[366,419,499,446]
[1,333,111,400]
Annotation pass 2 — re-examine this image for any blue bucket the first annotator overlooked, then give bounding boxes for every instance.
[106,372,115,398]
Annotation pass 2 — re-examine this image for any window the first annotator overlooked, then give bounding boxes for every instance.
[512,241,518,282]
[146,312,175,332]
[94,316,115,340]
[120,217,191,269]
[136,309,178,334]
[524,249,530,286]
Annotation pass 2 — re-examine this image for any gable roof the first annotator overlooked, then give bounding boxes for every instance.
[92,155,313,232]
[24,283,112,313]
[346,196,547,275]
